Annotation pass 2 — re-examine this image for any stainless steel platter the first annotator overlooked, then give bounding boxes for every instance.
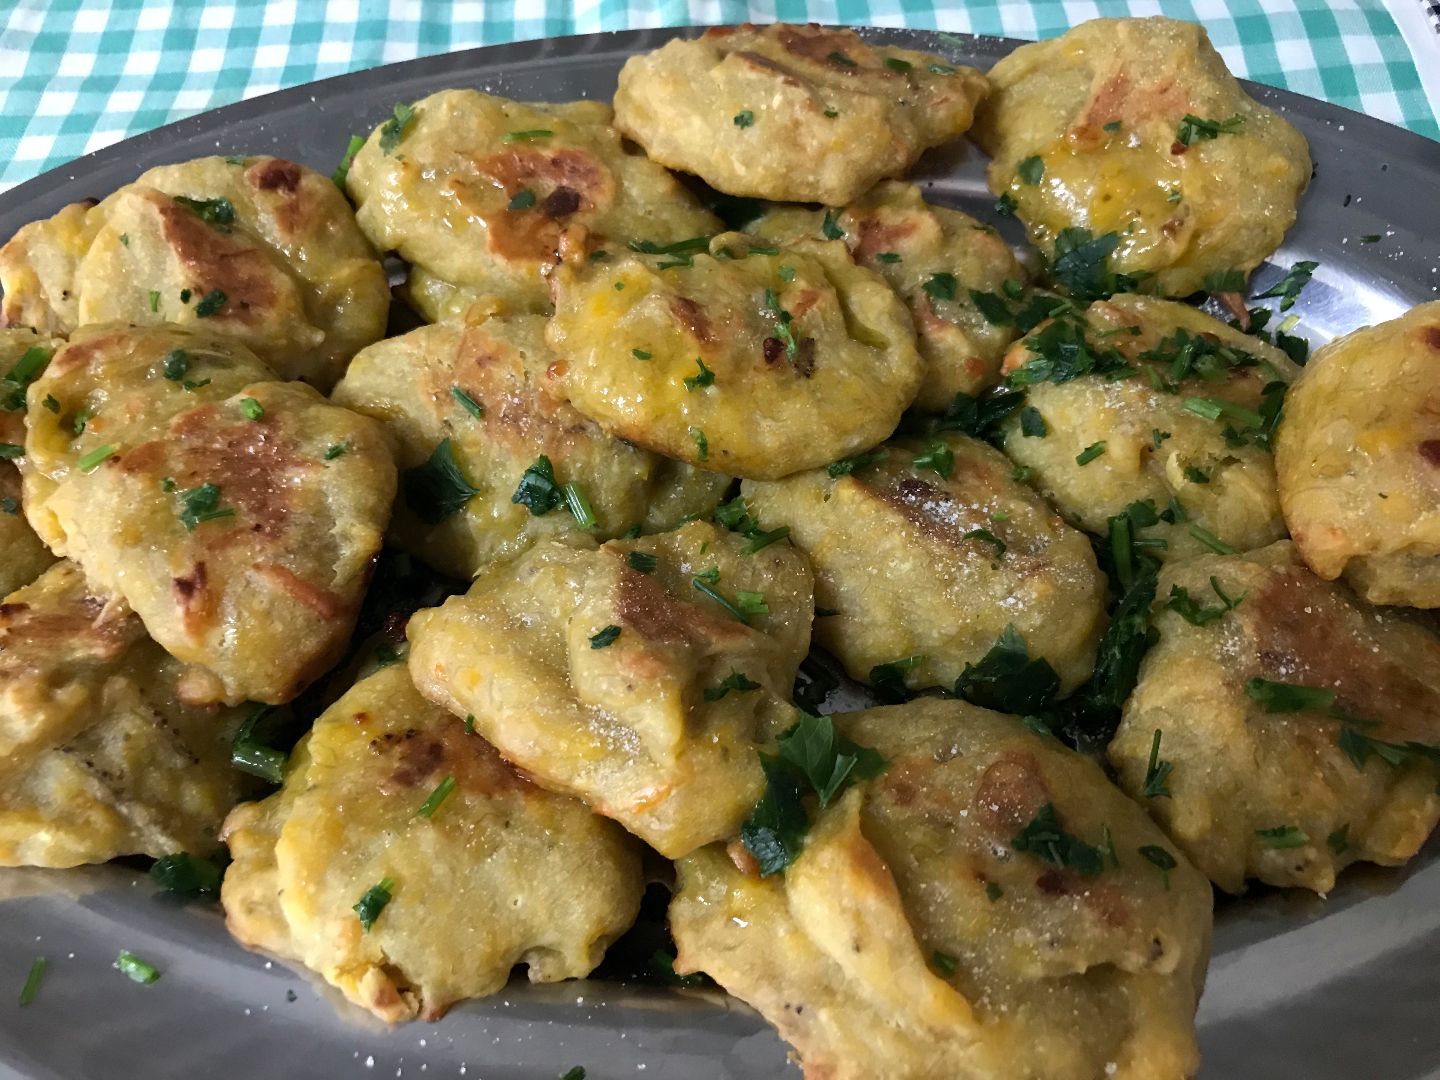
[2,25,1439,1080]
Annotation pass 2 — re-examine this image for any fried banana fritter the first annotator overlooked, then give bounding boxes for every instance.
[1109,541,1440,894]
[548,232,922,480]
[613,24,988,206]
[998,294,1301,559]
[672,698,1211,1080]
[21,324,395,705]
[406,521,813,857]
[0,561,252,867]
[972,17,1310,298]
[331,312,730,579]
[221,664,643,1023]
[1275,300,1440,607]
[0,156,389,388]
[756,182,1028,410]
[743,432,1106,694]
[344,89,719,320]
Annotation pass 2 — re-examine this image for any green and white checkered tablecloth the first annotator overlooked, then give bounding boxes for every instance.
[0,0,1437,194]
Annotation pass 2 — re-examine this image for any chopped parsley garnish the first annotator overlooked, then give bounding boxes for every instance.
[734,589,768,616]
[740,713,887,875]
[1183,395,1264,428]
[1255,825,1308,849]
[744,527,790,553]
[714,495,790,553]
[173,195,235,228]
[922,272,958,302]
[1006,313,1133,385]
[451,386,484,419]
[955,625,1059,714]
[378,102,415,154]
[1175,113,1245,146]
[114,951,161,985]
[690,426,709,461]
[963,527,1006,559]
[869,655,923,702]
[969,289,1013,325]
[762,287,800,358]
[630,236,712,256]
[324,442,349,460]
[174,482,232,529]
[626,551,657,574]
[1,344,53,411]
[631,349,651,360]
[563,482,597,527]
[777,264,795,281]
[150,853,225,896]
[332,133,365,187]
[239,397,264,421]
[507,189,537,211]
[733,110,755,128]
[560,1069,587,1080]
[1016,155,1044,185]
[748,244,780,256]
[161,349,190,381]
[1359,233,1382,244]
[921,387,1025,443]
[874,251,901,263]
[1182,465,1210,484]
[826,448,887,477]
[823,107,839,119]
[683,357,715,390]
[1139,844,1177,888]
[820,210,845,240]
[1336,726,1440,771]
[194,288,226,317]
[148,289,160,312]
[464,714,475,735]
[180,289,191,303]
[1102,120,1122,132]
[1245,678,1335,713]
[503,129,553,141]
[0,497,16,515]
[1075,441,1107,465]
[1188,524,1236,555]
[1142,729,1173,798]
[1011,803,1104,875]
[1166,576,1246,626]
[1019,405,1047,437]
[405,438,480,523]
[353,877,395,931]
[827,49,857,67]
[1256,260,1318,312]
[884,56,912,71]
[930,62,958,75]
[994,192,1017,217]
[231,705,286,783]
[692,577,750,622]
[985,881,1003,901]
[509,453,562,515]
[1049,227,1139,301]
[1327,825,1350,854]
[76,444,116,472]
[417,776,457,818]
[19,957,44,1006]
[911,439,954,478]
[373,643,406,668]
[0,443,23,460]
[704,670,762,702]
[1153,428,1172,448]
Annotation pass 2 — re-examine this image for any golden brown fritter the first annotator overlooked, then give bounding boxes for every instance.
[972,17,1310,298]
[1274,301,1440,607]
[755,182,1028,410]
[743,432,1107,694]
[21,324,396,705]
[0,561,253,867]
[0,156,389,388]
[221,664,643,1023]
[613,24,988,206]
[331,311,729,579]
[344,88,719,320]
[672,698,1211,1080]
[406,521,813,857]
[547,232,922,480]
[1109,541,1440,894]
[999,294,1300,559]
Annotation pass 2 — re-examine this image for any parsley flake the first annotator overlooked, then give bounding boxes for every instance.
[733,110,755,128]
[923,272,958,302]
[683,357,716,391]
[1142,729,1173,798]
[1017,155,1045,185]
[405,438,480,523]
[332,133,365,188]
[1255,825,1308,849]
[451,386,484,419]
[353,877,395,931]
[114,951,161,985]
[1075,441,1107,465]
[1011,803,1104,876]
[510,454,562,516]
[1245,678,1335,713]
[378,102,415,155]
[194,288,227,317]
[1176,113,1245,146]
[507,189,537,211]
[911,439,954,478]
[704,670,762,702]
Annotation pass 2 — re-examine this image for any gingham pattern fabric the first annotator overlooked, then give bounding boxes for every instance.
[0,0,1437,194]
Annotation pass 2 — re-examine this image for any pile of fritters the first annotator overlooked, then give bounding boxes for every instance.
[2,18,1438,1080]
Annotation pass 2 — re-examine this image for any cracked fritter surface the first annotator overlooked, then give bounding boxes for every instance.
[756,182,1028,410]
[998,294,1301,559]
[672,698,1211,1080]
[743,432,1107,694]
[1109,541,1440,894]
[0,156,389,388]
[548,232,922,480]
[21,324,396,705]
[331,312,729,579]
[972,17,1310,298]
[613,24,988,206]
[1275,301,1440,607]
[0,561,252,867]
[406,521,813,857]
[344,88,719,320]
[221,664,643,1023]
